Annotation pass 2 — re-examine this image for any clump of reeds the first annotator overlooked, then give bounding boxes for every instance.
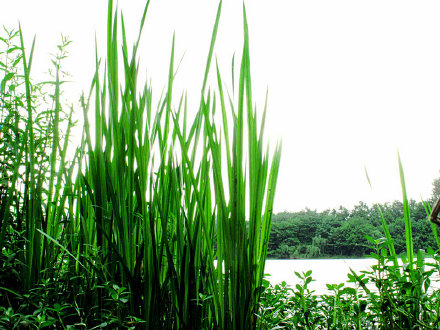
[0,0,281,328]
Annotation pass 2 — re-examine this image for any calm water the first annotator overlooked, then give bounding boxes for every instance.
[264,258,440,295]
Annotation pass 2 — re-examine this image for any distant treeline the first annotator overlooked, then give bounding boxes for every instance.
[267,199,438,259]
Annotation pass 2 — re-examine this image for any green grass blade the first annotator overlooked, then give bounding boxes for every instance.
[398,152,414,268]
[365,167,398,266]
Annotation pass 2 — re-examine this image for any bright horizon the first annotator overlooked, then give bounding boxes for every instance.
[2,0,440,213]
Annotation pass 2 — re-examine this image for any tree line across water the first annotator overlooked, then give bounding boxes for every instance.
[267,178,440,259]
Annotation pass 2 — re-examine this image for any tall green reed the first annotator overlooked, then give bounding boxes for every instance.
[199,7,282,327]
[1,1,280,327]
[355,154,440,328]
[77,0,281,328]
[0,25,76,302]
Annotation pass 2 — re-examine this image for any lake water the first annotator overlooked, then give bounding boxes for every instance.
[264,258,440,295]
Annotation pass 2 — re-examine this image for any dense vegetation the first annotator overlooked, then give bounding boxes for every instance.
[259,244,440,329]
[2,0,440,329]
[268,197,438,259]
[257,174,440,328]
[0,1,281,328]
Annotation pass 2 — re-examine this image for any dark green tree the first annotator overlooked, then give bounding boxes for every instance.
[430,171,440,204]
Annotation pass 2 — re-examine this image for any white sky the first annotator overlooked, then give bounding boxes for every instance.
[2,0,440,213]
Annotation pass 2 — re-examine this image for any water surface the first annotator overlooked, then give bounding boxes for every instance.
[264,258,440,295]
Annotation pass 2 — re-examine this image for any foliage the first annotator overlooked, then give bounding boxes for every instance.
[1,0,281,328]
[0,24,75,312]
[257,247,440,329]
[430,171,440,205]
[268,197,438,259]
[2,0,440,328]
[256,160,440,329]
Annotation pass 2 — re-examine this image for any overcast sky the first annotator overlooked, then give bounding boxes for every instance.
[2,0,440,213]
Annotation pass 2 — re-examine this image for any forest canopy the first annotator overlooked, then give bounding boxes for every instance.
[267,196,439,259]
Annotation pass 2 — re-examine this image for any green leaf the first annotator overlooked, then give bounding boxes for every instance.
[1,72,14,92]
[12,55,22,67]
[6,46,20,54]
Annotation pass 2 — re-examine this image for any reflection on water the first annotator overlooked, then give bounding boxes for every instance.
[264,258,440,295]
